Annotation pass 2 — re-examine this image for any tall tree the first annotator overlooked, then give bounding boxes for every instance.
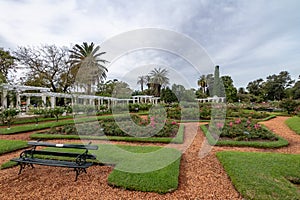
[238,87,246,94]
[221,75,237,102]
[96,79,118,97]
[69,42,108,94]
[197,74,207,93]
[160,87,178,103]
[264,71,294,100]
[289,75,300,99]
[14,45,73,92]
[246,78,265,100]
[149,68,169,87]
[0,48,16,83]
[137,75,146,91]
[148,68,169,96]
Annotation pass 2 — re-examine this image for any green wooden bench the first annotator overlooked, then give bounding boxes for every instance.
[11,141,98,181]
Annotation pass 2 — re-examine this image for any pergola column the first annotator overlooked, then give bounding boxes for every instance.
[1,89,7,108]
[90,99,94,105]
[41,94,47,107]
[98,99,101,109]
[107,99,111,109]
[16,92,21,109]
[26,96,31,111]
[50,96,56,108]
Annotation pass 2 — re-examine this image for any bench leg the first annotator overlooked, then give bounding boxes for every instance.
[74,168,87,181]
[18,163,34,175]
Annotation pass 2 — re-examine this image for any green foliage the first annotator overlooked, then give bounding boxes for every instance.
[43,114,179,138]
[246,78,265,100]
[30,124,184,144]
[221,75,237,102]
[201,124,288,148]
[160,87,178,103]
[286,116,300,134]
[0,48,16,82]
[128,103,152,112]
[69,42,108,94]
[279,99,299,114]
[0,108,20,128]
[112,81,133,98]
[264,71,294,101]
[290,80,300,99]
[217,151,300,200]
[221,118,277,141]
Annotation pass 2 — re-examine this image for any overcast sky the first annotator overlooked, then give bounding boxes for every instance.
[0,0,299,90]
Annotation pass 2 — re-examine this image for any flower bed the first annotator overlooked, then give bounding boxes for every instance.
[43,114,179,138]
[220,118,276,141]
[201,117,288,148]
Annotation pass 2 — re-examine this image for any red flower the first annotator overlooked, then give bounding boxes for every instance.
[235,118,241,124]
[254,124,261,129]
[216,122,224,129]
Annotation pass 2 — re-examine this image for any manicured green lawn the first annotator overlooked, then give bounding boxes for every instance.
[0,115,73,126]
[97,145,181,193]
[286,116,300,134]
[217,151,300,200]
[0,140,28,155]
[200,124,288,148]
[6,144,181,194]
[0,115,115,134]
[30,124,185,144]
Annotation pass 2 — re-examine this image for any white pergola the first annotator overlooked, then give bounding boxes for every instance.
[1,84,225,111]
[132,95,160,104]
[1,84,50,109]
[196,96,226,103]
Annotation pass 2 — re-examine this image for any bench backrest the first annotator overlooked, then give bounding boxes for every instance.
[23,150,97,160]
[28,141,98,150]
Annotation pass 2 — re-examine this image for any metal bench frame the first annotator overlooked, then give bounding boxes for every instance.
[11,141,98,181]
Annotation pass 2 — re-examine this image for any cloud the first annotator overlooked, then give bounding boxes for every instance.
[0,0,299,88]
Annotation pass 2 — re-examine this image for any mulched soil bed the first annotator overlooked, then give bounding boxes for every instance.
[0,116,298,199]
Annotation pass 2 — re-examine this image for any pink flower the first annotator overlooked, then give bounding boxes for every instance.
[254,124,261,129]
[171,121,177,125]
[247,120,251,125]
[235,118,241,124]
[216,122,223,129]
[229,122,233,127]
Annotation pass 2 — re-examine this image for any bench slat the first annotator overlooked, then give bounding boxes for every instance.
[22,150,97,160]
[11,158,93,168]
[28,141,98,150]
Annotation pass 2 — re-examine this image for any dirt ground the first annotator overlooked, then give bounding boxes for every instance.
[0,116,298,199]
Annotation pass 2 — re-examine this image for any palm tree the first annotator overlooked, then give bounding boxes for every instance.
[197,75,207,93]
[69,42,108,94]
[137,76,146,91]
[148,68,169,96]
[149,68,169,87]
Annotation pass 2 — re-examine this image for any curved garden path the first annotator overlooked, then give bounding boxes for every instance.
[0,116,298,199]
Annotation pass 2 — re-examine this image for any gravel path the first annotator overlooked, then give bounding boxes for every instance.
[0,116,298,199]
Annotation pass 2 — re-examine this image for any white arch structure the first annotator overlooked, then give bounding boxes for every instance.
[0,85,161,110]
[1,84,225,111]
